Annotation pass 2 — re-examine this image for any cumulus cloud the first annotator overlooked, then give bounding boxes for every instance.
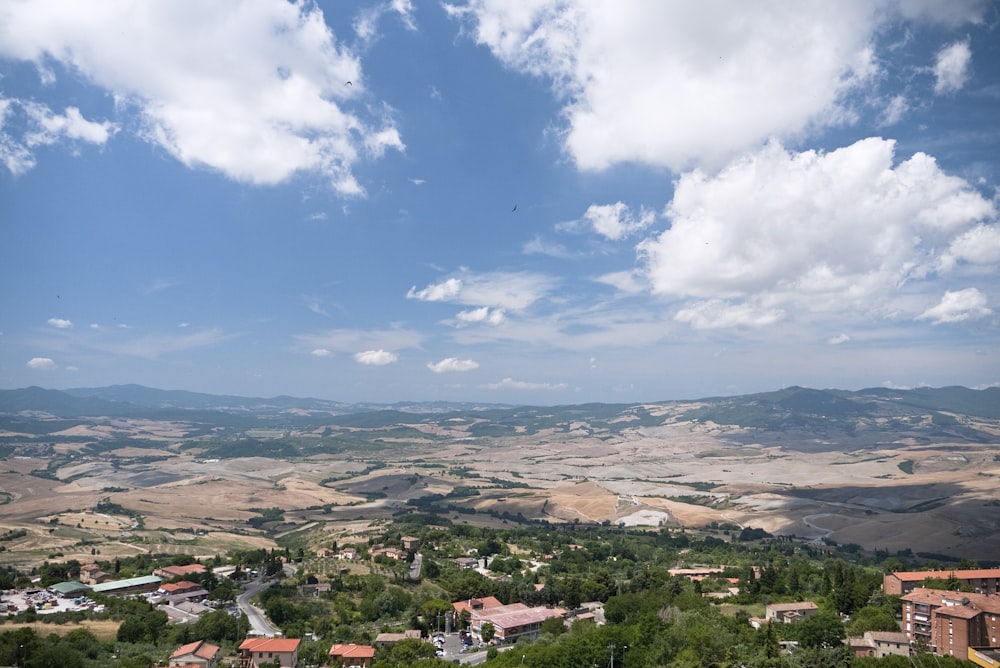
[23,102,116,146]
[354,349,398,365]
[0,97,113,174]
[444,2,980,172]
[27,357,57,370]
[933,39,972,94]
[0,0,402,192]
[311,348,332,357]
[427,357,479,373]
[827,333,852,345]
[456,307,506,326]
[482,377,567,391]
[408,270,557,311]
[583,202,654,241]
[637,138,996,327]
[48,317,73,329]
[918,288,991,324]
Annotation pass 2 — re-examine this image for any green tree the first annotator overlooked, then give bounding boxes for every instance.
[480,622,495,644]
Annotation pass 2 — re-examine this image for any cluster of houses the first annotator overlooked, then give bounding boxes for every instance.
[31,549,1000,668]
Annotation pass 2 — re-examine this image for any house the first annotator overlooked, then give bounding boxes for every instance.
[401,536,420,550]
[901,588,1000,658]
[169,640,220,668]
[371,547,407,561]
[338,548,358,561]
[79,563,113,585]
[468,603,566,644]
[845,631,910,658]
[238,637,300,668]
[155,564,208,580]
[328,643,376,668]
[765,601,819,623]
[159,581,205,597]
[453,596,504,617]
[316,547,336,559]
[455,557,478,570]
[885,569,1000,596]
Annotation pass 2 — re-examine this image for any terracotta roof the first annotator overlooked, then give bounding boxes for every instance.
[329,643,376,658]
[475,606,565,629]
[890,568,1000,582]
[767,601,818,611]
[239,638,301,653]
[171,640,220,660]
[453,596,504,614]
[901,588,1000,614]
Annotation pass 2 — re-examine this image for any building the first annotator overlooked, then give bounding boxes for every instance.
[401,536,420,550]
[901,588,1000,658]
[169,640,220,668]
[238,637,300,668]
[91,575,162,597]
[328,643,376,668]
[159,581,206,598]
[468,603,566,644]
[155,564,208,580]
[47,581,91,598]
[765,601,819,623]
[315,547,336,559]
[845,631,911,658]
[79,563,113,585]
[885,569,1000,596]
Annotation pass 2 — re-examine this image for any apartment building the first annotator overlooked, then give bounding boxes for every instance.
[901,588,1000,658]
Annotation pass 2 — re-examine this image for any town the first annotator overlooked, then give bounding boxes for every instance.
[2,518,999,668]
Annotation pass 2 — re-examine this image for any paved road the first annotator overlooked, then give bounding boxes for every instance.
[236,578,282,637]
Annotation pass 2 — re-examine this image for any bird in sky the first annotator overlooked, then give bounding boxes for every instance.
[511,204,517,212]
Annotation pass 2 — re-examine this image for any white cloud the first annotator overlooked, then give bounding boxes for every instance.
[878,94,909,127]
[918,288,991,324]
[27,357,57,370]
[595,271,645,295]
[408,270,557,311]
[354,349,398,365]
[674,299,784,330]
[48,317,73,329]
[311,348,332,357]
[445,2,980,172]
[295,327,422,355]
[0,96,113,174]
[583,202,654,241]
[933,39,972,94]
[0,0,401,192]
[407,277,463,302]
[23,102,115,147]
[427,357,479,373]
[355,0,417,43]
[637,138,996,327]
[482,377,567,391]
[827,333,852,345]
[456,306,506,326]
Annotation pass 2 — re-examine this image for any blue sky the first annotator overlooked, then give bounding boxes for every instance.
[1,0,999,404]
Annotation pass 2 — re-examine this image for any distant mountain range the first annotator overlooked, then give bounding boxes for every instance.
[0,384,511,418]
[0,383,997,421]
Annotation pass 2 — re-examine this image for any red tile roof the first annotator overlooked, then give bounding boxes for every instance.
[239,638,301,653]
[329,643,376,658]
[890,569,1000,582]
[171,640,220,660]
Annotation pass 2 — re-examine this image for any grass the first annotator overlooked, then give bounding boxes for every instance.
[0,619,120,641]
